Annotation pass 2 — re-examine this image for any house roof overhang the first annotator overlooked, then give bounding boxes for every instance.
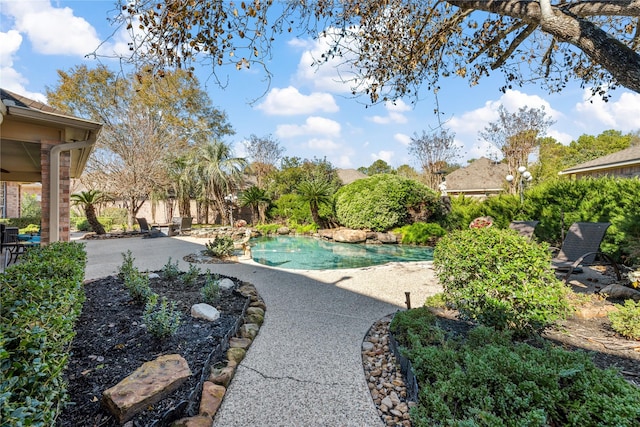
[558,159,640,176]
[0,97,102,183]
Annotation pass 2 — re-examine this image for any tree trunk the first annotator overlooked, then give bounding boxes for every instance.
[85,204,106,235]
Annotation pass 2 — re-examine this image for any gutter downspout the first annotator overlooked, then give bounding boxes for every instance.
[49,140,93,242]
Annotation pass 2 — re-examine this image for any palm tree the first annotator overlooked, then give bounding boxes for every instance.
[187,141,247,225]
[296,179,334,227]
[239,186,271,225]
[71,190,108,235]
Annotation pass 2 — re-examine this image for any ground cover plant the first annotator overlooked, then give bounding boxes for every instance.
[390,314,640,426]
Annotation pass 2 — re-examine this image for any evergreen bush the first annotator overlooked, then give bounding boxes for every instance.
[433,227,572,336]
[395,222,446,245]
[0,242,86,425]
[335,174,439,231]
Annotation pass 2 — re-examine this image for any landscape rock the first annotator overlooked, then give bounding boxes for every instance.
[376,232,398,244]
[240,323,260,339]
[229,337,252,349]
[333,229,367,243]
[191,303,221,321]
[218,278,235,290]
[199,382,226,417]
[277,226,290,235]
[102,354,191,423]
[599,284,640,301]
[171,415,213,427]
[227,347,246,364]
[209,366,236,387]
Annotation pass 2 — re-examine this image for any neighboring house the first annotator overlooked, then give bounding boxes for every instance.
[558,145,640,179]
[445,157,509,199]
[0,88,102,243]
[336,168,367,184]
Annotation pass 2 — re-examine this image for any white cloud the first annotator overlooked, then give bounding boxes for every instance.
[3,1,103,56]
[293,27,365,94]
[256,86,339,116]
[574,90,640,132]
[307,138,340,151]
[371,150,394,164]
[0,29,22,66]
[275,116,342,138]
[394,133,411,146]
[368,100,411,124]
[0,29,46,101]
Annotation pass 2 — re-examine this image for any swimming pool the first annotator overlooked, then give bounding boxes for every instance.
[250,235,433,270]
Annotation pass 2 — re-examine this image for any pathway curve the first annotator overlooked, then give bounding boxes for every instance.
[83,236,442,426]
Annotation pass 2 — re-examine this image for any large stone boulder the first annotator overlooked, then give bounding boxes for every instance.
[102,354,191,423]
[333,229,367,243]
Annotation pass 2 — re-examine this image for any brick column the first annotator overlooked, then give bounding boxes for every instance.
[41,141,72,243]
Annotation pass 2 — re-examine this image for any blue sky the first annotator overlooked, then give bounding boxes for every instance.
[2,0,639,171]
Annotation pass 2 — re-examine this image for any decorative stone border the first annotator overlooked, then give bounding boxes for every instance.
[362,315,416,427]
[172,282,266,425]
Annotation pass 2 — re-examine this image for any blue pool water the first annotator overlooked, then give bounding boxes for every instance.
[250,235,433,270]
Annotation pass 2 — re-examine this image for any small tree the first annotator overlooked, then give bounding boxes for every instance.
[71,190,107,235]
[409,128,460,190]
[296,179,334,227]
[239,186,271,225]
[480,105,554,191]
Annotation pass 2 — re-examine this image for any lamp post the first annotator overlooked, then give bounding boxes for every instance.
[506,166,532,204]
[224,194,237,226]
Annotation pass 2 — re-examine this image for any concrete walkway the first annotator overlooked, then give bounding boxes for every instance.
[83,235,442,426]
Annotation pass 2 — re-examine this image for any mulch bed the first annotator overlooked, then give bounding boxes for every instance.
[57,273,248,426]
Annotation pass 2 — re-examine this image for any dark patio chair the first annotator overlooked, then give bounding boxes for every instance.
[551,222,621,282]
[509,220,540,239]
[136,217,161,238]
[171,217,193,235]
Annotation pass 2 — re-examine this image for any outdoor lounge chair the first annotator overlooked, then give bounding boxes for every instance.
[136,217,161,238]
[509,220,539,239]
[551,222,621,282]
[171,217,193,235]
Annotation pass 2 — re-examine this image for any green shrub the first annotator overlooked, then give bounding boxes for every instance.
[335,174,440,231]
[182,263,201,286]
[102,207,128,226]
[288,220,318,234]
[161,257,181,280]
[19,223,40,234]
[118,250,136,279]
[423,292,448,309]
[201,273,221,305]
[269,193,313,224]
[390,306,443,348]
[205,236,235,258]
[407,326,640,426]
[256,223,281,235]
[123,271,154,304]
[523,177,640,264]
[0,242,86,426]
[609,299,640,340]
[395,222,446,245]
[0,216,41,229]
[143,294,181,339]
[433,227,572,336]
